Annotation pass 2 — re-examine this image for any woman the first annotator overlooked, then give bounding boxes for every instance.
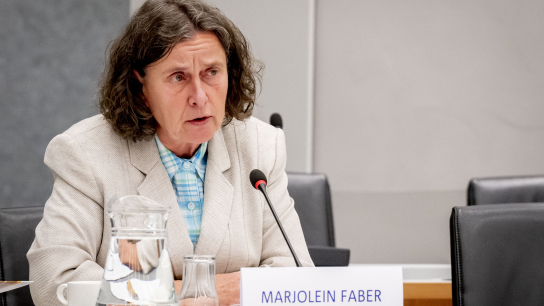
[27,0,314,305]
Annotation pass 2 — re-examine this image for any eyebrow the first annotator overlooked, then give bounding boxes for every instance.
[163,60,226,76]
[163,65,190,76]
[202,59,226,68]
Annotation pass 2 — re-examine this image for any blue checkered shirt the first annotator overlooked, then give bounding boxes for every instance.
[155,135,208,248]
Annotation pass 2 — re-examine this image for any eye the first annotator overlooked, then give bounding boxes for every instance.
[209,69,218,76]
[174,74,184,82]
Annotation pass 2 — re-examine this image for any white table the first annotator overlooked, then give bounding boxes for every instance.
[350,264,452,306]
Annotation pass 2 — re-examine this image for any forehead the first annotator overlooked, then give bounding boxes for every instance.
[153,31,226,69]
[177,31,225,53]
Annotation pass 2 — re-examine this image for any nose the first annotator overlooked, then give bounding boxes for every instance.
[188,78,207,107]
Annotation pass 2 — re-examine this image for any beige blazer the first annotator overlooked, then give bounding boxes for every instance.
[27,115,313,306]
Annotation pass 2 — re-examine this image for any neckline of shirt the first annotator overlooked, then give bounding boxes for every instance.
[154,134,208,181]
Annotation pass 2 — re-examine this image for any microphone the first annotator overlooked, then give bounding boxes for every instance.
[250,169,302,267]
[270,113,283,129]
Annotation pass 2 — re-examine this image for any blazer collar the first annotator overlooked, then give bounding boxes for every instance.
[195,127,234,255]
[206,126,231,172]
[128,136,160,175]
[128,128,234,272]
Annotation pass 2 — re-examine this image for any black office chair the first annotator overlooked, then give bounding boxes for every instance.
[287,172,350,266]
[450,203,544,306]
[0,206,43,306]
[467,175,544,206]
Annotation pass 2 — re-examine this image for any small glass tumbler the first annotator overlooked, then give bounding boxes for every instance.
[178,255,219,306]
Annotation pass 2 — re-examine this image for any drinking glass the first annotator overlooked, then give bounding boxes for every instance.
[178,255,219,306]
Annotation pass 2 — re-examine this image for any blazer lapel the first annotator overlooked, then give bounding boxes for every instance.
[128,137,193,278]
[195,128,234,256]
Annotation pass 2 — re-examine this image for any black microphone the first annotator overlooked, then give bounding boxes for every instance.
[249,169,302,267]
[270,113,283,129]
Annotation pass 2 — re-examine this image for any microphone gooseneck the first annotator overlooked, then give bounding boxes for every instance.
[249,169,302,267]
[270,113,283,129]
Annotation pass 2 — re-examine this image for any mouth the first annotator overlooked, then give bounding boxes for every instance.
[189,116,210,122]
[187,116,211,125]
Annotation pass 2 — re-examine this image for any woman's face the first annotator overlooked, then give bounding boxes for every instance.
[136,31,228,155]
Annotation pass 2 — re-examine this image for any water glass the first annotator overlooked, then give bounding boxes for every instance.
[178,255,219,306]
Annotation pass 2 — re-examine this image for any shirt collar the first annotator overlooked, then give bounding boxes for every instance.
[154,135,208,181]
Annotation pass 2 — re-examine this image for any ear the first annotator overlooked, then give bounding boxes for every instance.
[133,69,145,84]
[133,69,149,107]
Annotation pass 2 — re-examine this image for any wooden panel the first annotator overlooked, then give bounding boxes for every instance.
[404,282,452,306]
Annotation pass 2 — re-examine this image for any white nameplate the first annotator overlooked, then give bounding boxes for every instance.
[241,266,403,305]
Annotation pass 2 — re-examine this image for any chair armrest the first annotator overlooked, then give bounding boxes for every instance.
[307,245,350,267]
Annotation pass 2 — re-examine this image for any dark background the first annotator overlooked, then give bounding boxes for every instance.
[0,0,129,208]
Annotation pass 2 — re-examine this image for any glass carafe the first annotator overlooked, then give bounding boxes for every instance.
[178,255,219,306]
[96,195,177,306]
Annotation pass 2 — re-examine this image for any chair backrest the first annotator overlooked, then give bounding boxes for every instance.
[0,206,44,306]
[467,175,544,205]
[287,172,335,247]
[450,203,544,306]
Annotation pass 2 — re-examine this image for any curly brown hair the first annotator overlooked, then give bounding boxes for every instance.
[99,0,263,141]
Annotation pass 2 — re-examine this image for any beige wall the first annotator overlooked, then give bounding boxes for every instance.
[314,0,544,263]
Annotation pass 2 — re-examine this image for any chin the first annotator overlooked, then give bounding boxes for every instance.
[189,129,216,144]
[183,119,221,142]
